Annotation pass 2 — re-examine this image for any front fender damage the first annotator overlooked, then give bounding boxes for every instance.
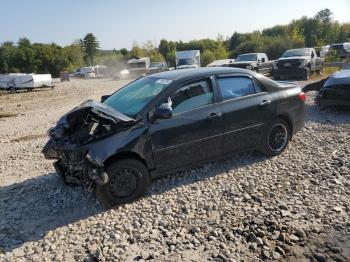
[42,100,137,189]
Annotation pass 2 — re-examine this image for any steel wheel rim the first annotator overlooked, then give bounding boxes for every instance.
[268,123,288,152]
[108,168,138,198]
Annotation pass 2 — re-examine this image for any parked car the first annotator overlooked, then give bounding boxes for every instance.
[72,67,96,78]
[229,53,273,75]
[43,67,305,207]
[328,43,350,58]
[303,69,350,107]
[273,48,323,80]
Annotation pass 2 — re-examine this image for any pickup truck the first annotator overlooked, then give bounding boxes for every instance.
[273,48,323,80]
[229,53,274,75]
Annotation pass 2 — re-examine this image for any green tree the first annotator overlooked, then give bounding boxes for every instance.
[201,50,215,66]
[83,33,100,65]
[120,48,128,56]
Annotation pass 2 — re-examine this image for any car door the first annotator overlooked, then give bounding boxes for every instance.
[149,77,223,173]
[215,74,275,154]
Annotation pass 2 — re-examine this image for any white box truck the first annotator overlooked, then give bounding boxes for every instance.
[0,73,53,92]
[175,50,201,69]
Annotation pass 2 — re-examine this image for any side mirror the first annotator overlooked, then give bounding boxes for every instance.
[261,58,266,63]
[153,104,172,120]
[100,95,110,102]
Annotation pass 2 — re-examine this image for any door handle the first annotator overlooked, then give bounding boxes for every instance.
[259,100,271,106]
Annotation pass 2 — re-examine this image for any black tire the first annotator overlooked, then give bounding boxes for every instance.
[259,118,291,157]
[96,158,150,208]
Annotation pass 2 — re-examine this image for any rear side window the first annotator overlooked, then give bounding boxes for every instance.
[217,77,255,100]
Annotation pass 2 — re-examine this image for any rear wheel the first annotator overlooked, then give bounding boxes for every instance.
[259,119,290,157]
[96,159,150,208]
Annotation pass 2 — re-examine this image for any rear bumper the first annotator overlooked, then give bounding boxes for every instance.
[316,96,350,107]
[274,68,307,78]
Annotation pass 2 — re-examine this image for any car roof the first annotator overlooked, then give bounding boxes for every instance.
[148,67,251,81]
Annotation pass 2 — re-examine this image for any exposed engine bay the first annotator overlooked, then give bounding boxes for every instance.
[42,100,135,189]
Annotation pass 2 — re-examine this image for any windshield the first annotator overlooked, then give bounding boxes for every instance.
[282,49,311,57]
[178,58,196,66]
[104,77,172,118]
[235,54,257,62]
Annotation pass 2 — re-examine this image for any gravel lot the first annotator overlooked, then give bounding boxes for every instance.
[0,77,349,262]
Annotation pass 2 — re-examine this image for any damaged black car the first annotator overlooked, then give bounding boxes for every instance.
[303,68,350,107]
[43,67,305,207]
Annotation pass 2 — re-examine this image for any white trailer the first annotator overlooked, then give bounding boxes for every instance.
[175,50,201,69]
[0,73,53,92]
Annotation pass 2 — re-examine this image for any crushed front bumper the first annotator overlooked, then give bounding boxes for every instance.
[43,139,108,186]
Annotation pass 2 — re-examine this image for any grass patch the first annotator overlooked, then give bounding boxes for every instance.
[323,66,341,75]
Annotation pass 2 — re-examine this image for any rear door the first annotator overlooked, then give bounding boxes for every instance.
[149,76,223,172]
[216,74,275,154]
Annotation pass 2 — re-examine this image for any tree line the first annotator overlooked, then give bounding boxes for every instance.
[0,9,349,77]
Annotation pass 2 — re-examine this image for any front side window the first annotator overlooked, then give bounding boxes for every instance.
[169,79,213,114]
[217,77,255,100]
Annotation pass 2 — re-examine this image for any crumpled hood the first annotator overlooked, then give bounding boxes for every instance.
[70,100,135,123]
[48,100,135,145]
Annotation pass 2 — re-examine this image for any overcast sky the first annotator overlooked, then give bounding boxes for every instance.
[1,0,349,49]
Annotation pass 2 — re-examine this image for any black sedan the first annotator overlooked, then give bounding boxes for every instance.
[43,67,305,207]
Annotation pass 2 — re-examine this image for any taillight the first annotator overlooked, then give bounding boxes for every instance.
[298,92,306,102]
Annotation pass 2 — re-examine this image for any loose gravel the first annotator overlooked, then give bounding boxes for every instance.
[0,78,349,262]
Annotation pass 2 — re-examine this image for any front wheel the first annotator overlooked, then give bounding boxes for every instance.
[96,159,150,208]
[259,119,290,157]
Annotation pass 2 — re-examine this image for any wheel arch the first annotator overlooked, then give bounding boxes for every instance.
[103,151,149,170]
[276,114,293,139]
